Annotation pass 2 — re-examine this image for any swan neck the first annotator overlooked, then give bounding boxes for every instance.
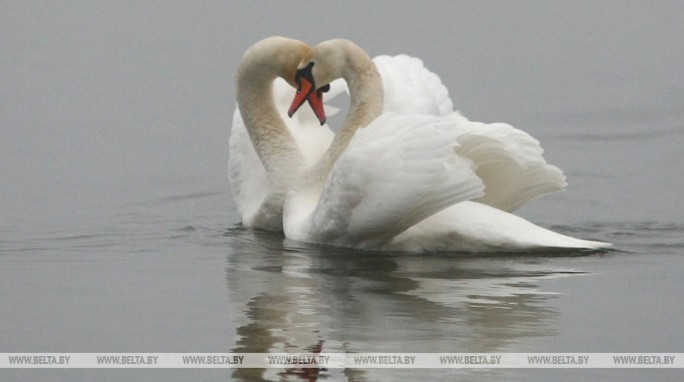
[302,55,383,192]
[348,76,383,126]
[327,55,383,168]
[236,43,307,192]
[345,52,384,125]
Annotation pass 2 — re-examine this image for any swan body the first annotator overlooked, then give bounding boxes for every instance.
[284,39,611,252]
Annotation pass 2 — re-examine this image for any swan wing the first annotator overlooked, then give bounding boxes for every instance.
[449,116,567,211]
[373,56,564,211]
[374,55,454,116]
[305,113,485,248]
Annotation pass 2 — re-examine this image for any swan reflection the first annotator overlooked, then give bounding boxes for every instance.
[225,228,587,381]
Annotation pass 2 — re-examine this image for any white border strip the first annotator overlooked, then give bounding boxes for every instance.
[1,353,681,368]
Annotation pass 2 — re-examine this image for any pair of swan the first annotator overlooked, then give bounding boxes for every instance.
[229,36,610,252]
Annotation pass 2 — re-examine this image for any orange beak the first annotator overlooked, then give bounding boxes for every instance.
[307,87,328,125]
[288,76,314,119]
[288,77,328,126]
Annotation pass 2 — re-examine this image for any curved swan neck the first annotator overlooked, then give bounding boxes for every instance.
[312,41,384,180]
[331,40,384,127]
[236,37,308,184]
[346,62,384,129]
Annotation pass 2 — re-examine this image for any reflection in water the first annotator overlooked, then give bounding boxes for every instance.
[224,227,589,381]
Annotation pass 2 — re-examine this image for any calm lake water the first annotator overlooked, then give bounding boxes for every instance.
[2,2,683,381]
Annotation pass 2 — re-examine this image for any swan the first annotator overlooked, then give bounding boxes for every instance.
[228,36,345,231]
[285,39,611,252]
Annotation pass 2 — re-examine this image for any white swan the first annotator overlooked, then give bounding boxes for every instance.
[228,36,344,231]
[285,39,611,252]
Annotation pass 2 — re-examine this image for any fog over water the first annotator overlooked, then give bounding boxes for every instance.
[1,1,683,381]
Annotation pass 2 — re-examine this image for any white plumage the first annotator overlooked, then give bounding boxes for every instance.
[231,38,611,252]
[284,113,485,248]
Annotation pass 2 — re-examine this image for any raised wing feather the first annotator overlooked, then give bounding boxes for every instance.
[373,55,564,211]
[374,55,454,116]
[449,116,567,211]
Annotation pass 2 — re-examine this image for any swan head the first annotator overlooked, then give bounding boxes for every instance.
[287,61,331,125]
[239,36,336,126]
[288,39,376,125]
[238,36,311,87]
